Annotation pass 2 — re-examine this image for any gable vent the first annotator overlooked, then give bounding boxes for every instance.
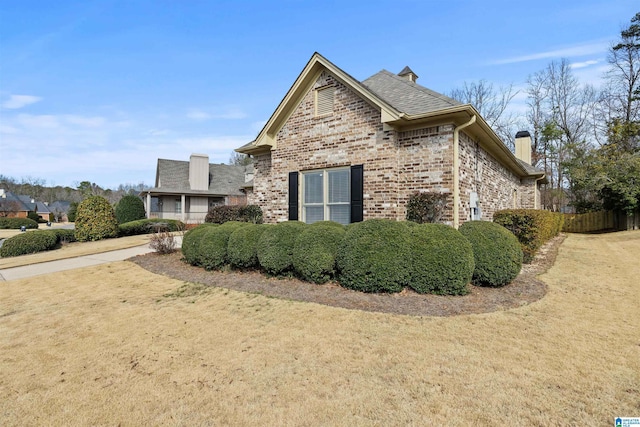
[315,86,334,116]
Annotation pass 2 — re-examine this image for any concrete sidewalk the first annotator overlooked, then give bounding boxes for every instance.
[0,244,155,282]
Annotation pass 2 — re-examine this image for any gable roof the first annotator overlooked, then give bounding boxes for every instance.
[0,191,30,213]
[149,159,252,196]
[236,52,543,179]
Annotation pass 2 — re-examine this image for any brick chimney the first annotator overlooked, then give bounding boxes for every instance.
[514,131,532,165]
[189,154,209,191]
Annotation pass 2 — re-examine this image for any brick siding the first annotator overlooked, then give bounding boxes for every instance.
[249,71,538,224]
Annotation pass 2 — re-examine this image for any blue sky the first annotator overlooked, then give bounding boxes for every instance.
[0,0,637,189]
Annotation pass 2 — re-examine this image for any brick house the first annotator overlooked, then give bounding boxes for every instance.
[236,53,544,228]
[0,189,52,221]
[141,154,253,223]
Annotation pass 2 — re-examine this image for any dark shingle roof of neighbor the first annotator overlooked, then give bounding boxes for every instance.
[361,70,461,115]
[154,159,252,195]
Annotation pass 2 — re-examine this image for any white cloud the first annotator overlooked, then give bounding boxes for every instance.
[16,114,60,128]
[570,59,600,69]
[63,114,106,127]
[186,109,212,120]
[490,41,610,65]
[187,107,247,121]
[2,94,42,109]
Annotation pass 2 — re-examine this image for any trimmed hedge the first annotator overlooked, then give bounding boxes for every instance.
[205,205,264,224]
[115,195,146,224]
[227,224,268,269]
[459,221,523,287]
[336,219,412,293]
[405,192,449,224]
[0,230,58,257]
[408,223,475,295]
[197,222,249,270]
[494,209,564,263]
[308,221,345,229]
[181,224,218,266]
[74,196,119,242]
[118,218,185,236]
[0,217,39,229]
[293,224,346,283]
[51,228,77,244]
[257,221,306,275]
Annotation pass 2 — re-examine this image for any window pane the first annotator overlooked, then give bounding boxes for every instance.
[305,206,324,224]
[329,205,350,225]
[328,169,349,203]
[304,172,323,204]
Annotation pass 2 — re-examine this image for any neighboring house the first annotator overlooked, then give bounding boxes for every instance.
[236,53,545,227]
[0,189,52,221]
[142,154,253,223]
[17,195,52,221]
[49,200,71,222]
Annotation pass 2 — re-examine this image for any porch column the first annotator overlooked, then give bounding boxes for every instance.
[181,194,186,222]
[146,192,151,219]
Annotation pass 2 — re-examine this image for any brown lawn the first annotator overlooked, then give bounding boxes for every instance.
[1,231,639,426]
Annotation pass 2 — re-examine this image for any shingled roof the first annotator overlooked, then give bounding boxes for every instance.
[361,70,461,115]
[151,159,252,195]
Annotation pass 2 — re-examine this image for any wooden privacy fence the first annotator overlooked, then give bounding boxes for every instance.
[563,210,640,233]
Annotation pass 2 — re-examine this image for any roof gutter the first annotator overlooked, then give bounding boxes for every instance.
[453,114,476,229]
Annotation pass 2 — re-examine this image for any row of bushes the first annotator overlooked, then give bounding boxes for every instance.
[0,219,185,258]
[493,209,564,263]
[0,217,39,230]
[182,219,523,295]
[118,219,184,236]
[205,205,263,224]
[0,229,77,257]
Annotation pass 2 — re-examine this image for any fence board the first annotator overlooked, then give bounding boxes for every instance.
[563,210,640,233]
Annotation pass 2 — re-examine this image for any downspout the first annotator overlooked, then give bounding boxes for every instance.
[534,174,546,209]
[453,114,476,229]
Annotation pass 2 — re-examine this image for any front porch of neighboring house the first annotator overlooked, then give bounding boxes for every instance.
[142,191,247,224]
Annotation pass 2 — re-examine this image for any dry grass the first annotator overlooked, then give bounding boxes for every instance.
[0,234,152,269]
[1,231,639,426]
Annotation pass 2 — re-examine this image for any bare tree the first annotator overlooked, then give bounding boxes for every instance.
[601,12,640,151]
[449,80,520,148]
[229,151,253,166]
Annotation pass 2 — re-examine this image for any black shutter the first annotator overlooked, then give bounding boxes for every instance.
[350,164,364,223]
[288,171,299,221]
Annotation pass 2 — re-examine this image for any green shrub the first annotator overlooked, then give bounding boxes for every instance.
[336,219,412,293]
[227,224,268,269]
[405,192,449,223]
[0,230,58,257]
[407,223,474,295]
[459,221,522,287]
[115,195,146,224]
[181,224,217,266]
[197,222,248,270]
[0,217,38,230]
[74,196,119,242]
[51,228,77,244]
[293,224,346,283]
[308,220,345,229]
[494,209,564,263]
[257,221,306,275]
[27,211,41,223]
[67,202,78,222]
[118,218,184,236]
[205,205,264,224]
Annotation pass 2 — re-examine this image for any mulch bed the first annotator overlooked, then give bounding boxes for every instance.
[130,234,565,317]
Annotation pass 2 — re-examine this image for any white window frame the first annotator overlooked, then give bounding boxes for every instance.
[301,167,350,224]
[175,198,182,214]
